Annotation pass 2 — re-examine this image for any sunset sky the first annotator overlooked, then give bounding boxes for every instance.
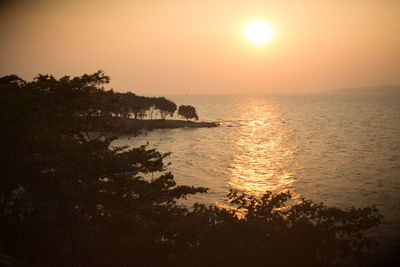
[1,0,399,94]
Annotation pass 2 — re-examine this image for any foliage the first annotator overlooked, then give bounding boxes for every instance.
[178,105,199,121]
[0,71,383,267]
[0,70,183,123]
[0,71,206,266]
[116,93,177,120]
[164,190,383,267]
[155,97,177,120]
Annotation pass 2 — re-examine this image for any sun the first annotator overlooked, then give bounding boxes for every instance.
[244,21,275,46]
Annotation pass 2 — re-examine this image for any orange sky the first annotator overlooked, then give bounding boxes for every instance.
[0,0,399,94]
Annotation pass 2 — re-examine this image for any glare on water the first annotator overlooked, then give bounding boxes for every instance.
[228,97,296,194]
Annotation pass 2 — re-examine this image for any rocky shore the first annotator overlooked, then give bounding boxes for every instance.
[107,118,219,134]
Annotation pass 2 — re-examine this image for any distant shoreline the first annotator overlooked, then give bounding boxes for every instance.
[324,85,400,95]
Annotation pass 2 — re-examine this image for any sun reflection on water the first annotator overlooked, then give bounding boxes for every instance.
[228,97,297,196]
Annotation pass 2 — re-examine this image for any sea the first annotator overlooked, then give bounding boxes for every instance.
[112,94,400,255]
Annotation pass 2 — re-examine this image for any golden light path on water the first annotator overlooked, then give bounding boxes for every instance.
[112,96,302,203]
[227,97,298,196]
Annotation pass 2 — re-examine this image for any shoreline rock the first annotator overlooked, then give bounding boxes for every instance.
[105,118,219,134]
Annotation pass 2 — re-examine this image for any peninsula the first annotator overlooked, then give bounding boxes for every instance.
[109,118,219,134]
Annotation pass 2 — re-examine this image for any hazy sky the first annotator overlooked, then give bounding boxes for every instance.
[1,0,399,94]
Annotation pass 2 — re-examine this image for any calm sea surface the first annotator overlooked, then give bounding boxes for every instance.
[112,95,400,251]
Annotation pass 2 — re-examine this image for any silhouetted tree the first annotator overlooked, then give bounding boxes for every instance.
[178,105,198,121]
[155,97,177,120]
[0,71,206,266]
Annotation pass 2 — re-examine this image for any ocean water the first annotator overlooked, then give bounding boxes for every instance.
[112,94,400,251]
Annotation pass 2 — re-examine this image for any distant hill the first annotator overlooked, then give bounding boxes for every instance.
[326,85,400,95]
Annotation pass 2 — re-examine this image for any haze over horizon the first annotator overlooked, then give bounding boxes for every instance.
[1,0,399,95]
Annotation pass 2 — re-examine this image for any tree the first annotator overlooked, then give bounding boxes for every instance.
[178,105,199,121]
[0,71,207,266]
[155,97,177,120]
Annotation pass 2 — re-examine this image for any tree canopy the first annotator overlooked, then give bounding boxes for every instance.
[178,105,199,121]
[0,71,383,267]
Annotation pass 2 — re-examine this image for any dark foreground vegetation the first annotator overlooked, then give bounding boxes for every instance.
[0,71,384,266]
